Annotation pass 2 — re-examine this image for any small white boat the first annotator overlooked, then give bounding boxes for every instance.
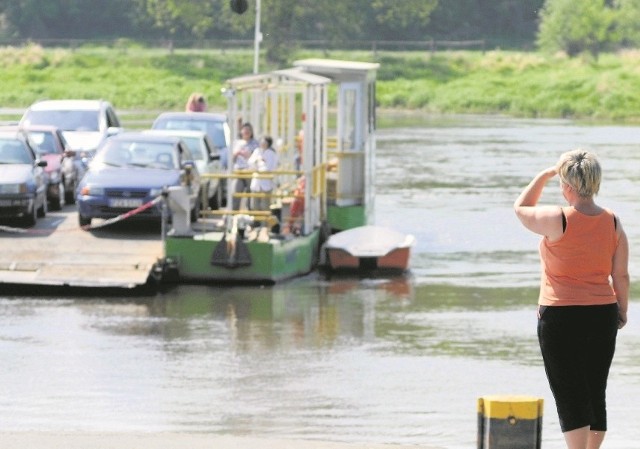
[323,225,415,272]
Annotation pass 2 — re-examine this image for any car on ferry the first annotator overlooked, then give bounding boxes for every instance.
[0,129,48,226]
[143,129,223,209]
[20,99,123,163]
[4,125,81,209]
[76,132,201,227]
[151,111,230,169]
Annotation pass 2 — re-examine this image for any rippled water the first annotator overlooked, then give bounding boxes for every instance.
[2,115,640,448]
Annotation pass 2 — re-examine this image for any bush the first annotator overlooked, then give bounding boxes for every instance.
[537,0,619,59]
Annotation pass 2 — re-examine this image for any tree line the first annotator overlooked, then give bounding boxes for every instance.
[1,0,639,62]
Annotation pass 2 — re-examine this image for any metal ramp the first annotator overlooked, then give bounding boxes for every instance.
[0,210,163,289]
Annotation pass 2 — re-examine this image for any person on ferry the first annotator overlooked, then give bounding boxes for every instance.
[185,93,207,112]
[286,129,305,234]
[248,135,278,213]
[231,122,259,210]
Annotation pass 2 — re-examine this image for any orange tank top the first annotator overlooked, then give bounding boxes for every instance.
[538,207,619,306]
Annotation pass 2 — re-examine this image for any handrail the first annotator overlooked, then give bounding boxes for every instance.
[196,163,327,233]
[200,169,303,180]
[328,150,365,157]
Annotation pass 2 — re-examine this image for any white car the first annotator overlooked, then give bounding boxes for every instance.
[151,112,230,169]
[143,129,223,209]
[20,99,123,159]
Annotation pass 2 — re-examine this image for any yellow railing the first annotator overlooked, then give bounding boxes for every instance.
[197,166,322,233]
[199,169,303,181]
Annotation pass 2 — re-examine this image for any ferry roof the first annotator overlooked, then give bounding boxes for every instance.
[293,58,380,76]
[225,69,330,90]
[273,68,331,85]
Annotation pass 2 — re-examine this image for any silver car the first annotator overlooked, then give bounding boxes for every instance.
[0,130,48,226]
[143,129,223,209]
[20,99,123,160]
[151,112,230,169]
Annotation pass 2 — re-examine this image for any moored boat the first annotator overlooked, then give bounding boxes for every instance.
[323,225,415,272]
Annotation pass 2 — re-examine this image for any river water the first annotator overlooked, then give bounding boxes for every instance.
[2,114,640,448]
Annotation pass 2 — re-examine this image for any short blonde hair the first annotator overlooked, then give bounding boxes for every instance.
[556,149,601,197]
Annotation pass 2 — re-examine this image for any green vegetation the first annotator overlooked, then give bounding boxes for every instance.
[376,50,640,121]
[536,0,640,60]
[2,45,640,122]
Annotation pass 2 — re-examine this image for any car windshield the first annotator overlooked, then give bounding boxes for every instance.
[24,110,99,132]
[0,139,32,164]
[96,140,177,169]
[27,131,60,155]
[180,136,204,160]
[155,118,227,149]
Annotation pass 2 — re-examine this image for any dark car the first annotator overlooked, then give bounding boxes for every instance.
[0,129,48,226]
[76,132,201,227]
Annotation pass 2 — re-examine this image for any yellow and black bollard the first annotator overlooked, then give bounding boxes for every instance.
[477,395,543,449]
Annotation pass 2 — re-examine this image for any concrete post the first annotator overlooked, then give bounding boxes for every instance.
[477,395,543,449]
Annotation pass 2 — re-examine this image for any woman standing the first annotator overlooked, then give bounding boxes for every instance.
[248,135,278,212]
[231,123,259,210]
[514,150,629,449]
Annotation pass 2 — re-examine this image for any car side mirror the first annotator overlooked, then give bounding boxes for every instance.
[106,127,122,137]
[181,160,196,170]
[36,160,48,168]
[209,153,220,161]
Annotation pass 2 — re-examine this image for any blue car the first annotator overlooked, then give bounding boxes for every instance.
[76,132,201,227]
[0,129,48,227]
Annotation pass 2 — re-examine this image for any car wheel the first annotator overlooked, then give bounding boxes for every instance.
[201,182,211,211]
[51,182,64,211]
[64,178,76,205]
[220,179,228,207]
[209,185,220,210]
[190,194,201,223]
[23,203,37,227]
[79,214,91,227]
[37,194,47,218]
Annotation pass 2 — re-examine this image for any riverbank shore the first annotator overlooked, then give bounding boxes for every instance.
[1,432,444,449]
[2,46,640,121]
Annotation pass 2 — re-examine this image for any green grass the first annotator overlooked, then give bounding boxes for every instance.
[375,50,640,121]
[3,44,640,122]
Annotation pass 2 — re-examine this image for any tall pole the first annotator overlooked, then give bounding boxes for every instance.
[253,0,262,74]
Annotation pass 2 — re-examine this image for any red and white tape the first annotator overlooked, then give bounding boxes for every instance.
[0,196,164,234]
[81,196,164,230]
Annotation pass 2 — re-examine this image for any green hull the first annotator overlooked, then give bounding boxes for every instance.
[164,229,321,283]
[327,205,366,231]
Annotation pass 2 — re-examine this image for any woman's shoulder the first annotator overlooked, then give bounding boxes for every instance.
[564,205,613,217]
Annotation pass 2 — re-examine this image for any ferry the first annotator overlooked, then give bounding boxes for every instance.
[162,58,413,283]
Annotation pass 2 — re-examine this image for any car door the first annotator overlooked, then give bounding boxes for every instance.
[202,135,221,195]
[178,142,200,208]
[27,142,48,206]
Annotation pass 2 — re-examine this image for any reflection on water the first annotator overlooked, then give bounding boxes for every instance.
[2,115,640,449]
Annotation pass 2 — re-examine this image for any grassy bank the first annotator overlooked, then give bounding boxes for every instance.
[2,44,640,122]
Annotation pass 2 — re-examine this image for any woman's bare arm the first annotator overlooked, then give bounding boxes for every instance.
[514,167,563,240]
